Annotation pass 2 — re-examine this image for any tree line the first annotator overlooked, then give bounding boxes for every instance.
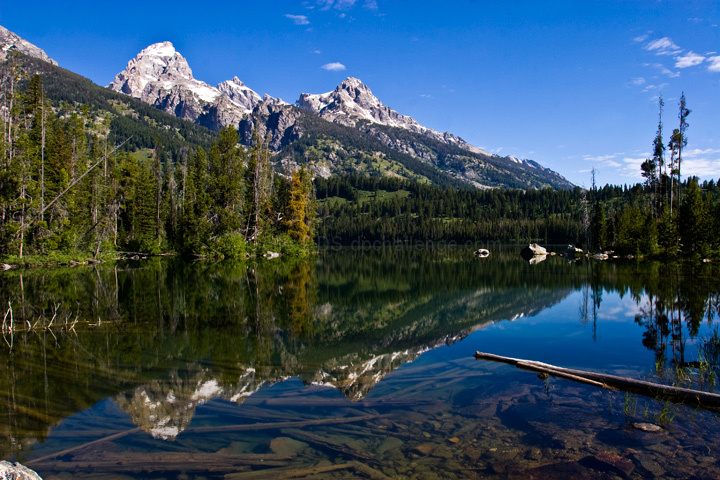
[599,93,720,258]
[315,172,720,258]
[0,74,315,261]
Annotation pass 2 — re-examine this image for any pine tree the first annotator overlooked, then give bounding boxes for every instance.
[209,126,244,236]
[679,178,708,257]
[284,167,311,243]
[676,93,690,206]
[179,147,211,254]
[591,202,607,251]
[243,127,272,243]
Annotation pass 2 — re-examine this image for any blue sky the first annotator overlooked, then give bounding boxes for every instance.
[1,0,718,186]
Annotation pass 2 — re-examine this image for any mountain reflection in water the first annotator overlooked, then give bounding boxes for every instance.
[0,247,718,479]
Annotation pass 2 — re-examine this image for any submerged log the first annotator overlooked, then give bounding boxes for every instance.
[29,452,292,474]
[473,351,720,411]
[187,413,390,434]
[225,461,394,480]
[281,428,378,463]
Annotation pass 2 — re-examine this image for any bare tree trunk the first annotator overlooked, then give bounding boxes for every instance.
[41,88,45,223]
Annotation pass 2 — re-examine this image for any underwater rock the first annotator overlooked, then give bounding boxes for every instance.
[509,460,620,480]
[580,452,635,477]
[377,436,403,455]
[269,436,308,456]
[631,422,662,433]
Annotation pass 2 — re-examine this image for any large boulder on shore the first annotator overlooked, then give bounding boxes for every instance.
[564,244,583,256]
[0,462,43,480]
[521,243,547,259]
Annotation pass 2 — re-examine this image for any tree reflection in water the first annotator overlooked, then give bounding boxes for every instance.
[0,249,718,473]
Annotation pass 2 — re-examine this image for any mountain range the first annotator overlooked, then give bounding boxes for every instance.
[1,27,574,189]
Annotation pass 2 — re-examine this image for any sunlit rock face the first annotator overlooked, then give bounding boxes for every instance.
[115,367,272,440]
[108,42,284,131]
[115,370,221,440]
[0,25,57,65]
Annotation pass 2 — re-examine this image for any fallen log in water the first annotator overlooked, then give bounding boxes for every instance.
[28,452,293,474]
[473,351,720,411]
[281,428,378,464]
[225,461,394,480]
[187,413,390,434]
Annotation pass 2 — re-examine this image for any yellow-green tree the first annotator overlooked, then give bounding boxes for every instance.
[284,166,311,243]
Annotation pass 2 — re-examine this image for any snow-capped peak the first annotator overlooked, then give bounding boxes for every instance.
[217,76,262,112]
[141,41,177,59]
[109,41,196,97]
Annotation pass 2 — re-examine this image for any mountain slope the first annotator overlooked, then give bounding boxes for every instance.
[297,77,486,155]
[239,101,573,189]
[3,52,216,154]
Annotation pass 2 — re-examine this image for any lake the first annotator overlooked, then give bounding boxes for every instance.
[0,246,719,479]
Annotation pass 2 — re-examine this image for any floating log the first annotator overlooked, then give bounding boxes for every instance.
[474,351,720,411]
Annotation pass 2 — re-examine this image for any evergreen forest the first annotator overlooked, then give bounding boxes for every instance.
[0,72,316,263]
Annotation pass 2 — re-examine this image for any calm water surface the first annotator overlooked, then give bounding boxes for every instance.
[0,247,719,479]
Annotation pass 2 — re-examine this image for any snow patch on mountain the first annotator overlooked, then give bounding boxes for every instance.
[108,42,284,130]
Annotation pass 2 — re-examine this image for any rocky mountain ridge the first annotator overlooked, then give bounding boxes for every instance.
[0,26,574,189]
[0,25,57,65]
[297,77,488,155]
[108,41,285,131]
[104,41,572,188]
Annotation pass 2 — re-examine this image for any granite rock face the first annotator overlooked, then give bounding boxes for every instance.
[108,42,282,130]
[0,461,43,480]
[0,25,57,65]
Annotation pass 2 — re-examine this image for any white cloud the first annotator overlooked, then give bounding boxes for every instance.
[581,154,625,172]
[419,93,434,99]
[707,56,720,72]
[675,51,705,68]
[645,37,683,56]
[642,82,669,93]
[316,0,376,10]
[633,33,649,43]
[313,49,322,54]
[321,62,346,71]
[285,14,310,25]
[642,63,679,78]
[620,156,650,178]
[320,0,357,9]
[683,148,720,158]
[631,77,646,86]
[682,158,720,178]
[616,152,720,181]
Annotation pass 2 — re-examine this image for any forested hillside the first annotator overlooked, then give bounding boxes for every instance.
[316,174,720,258]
